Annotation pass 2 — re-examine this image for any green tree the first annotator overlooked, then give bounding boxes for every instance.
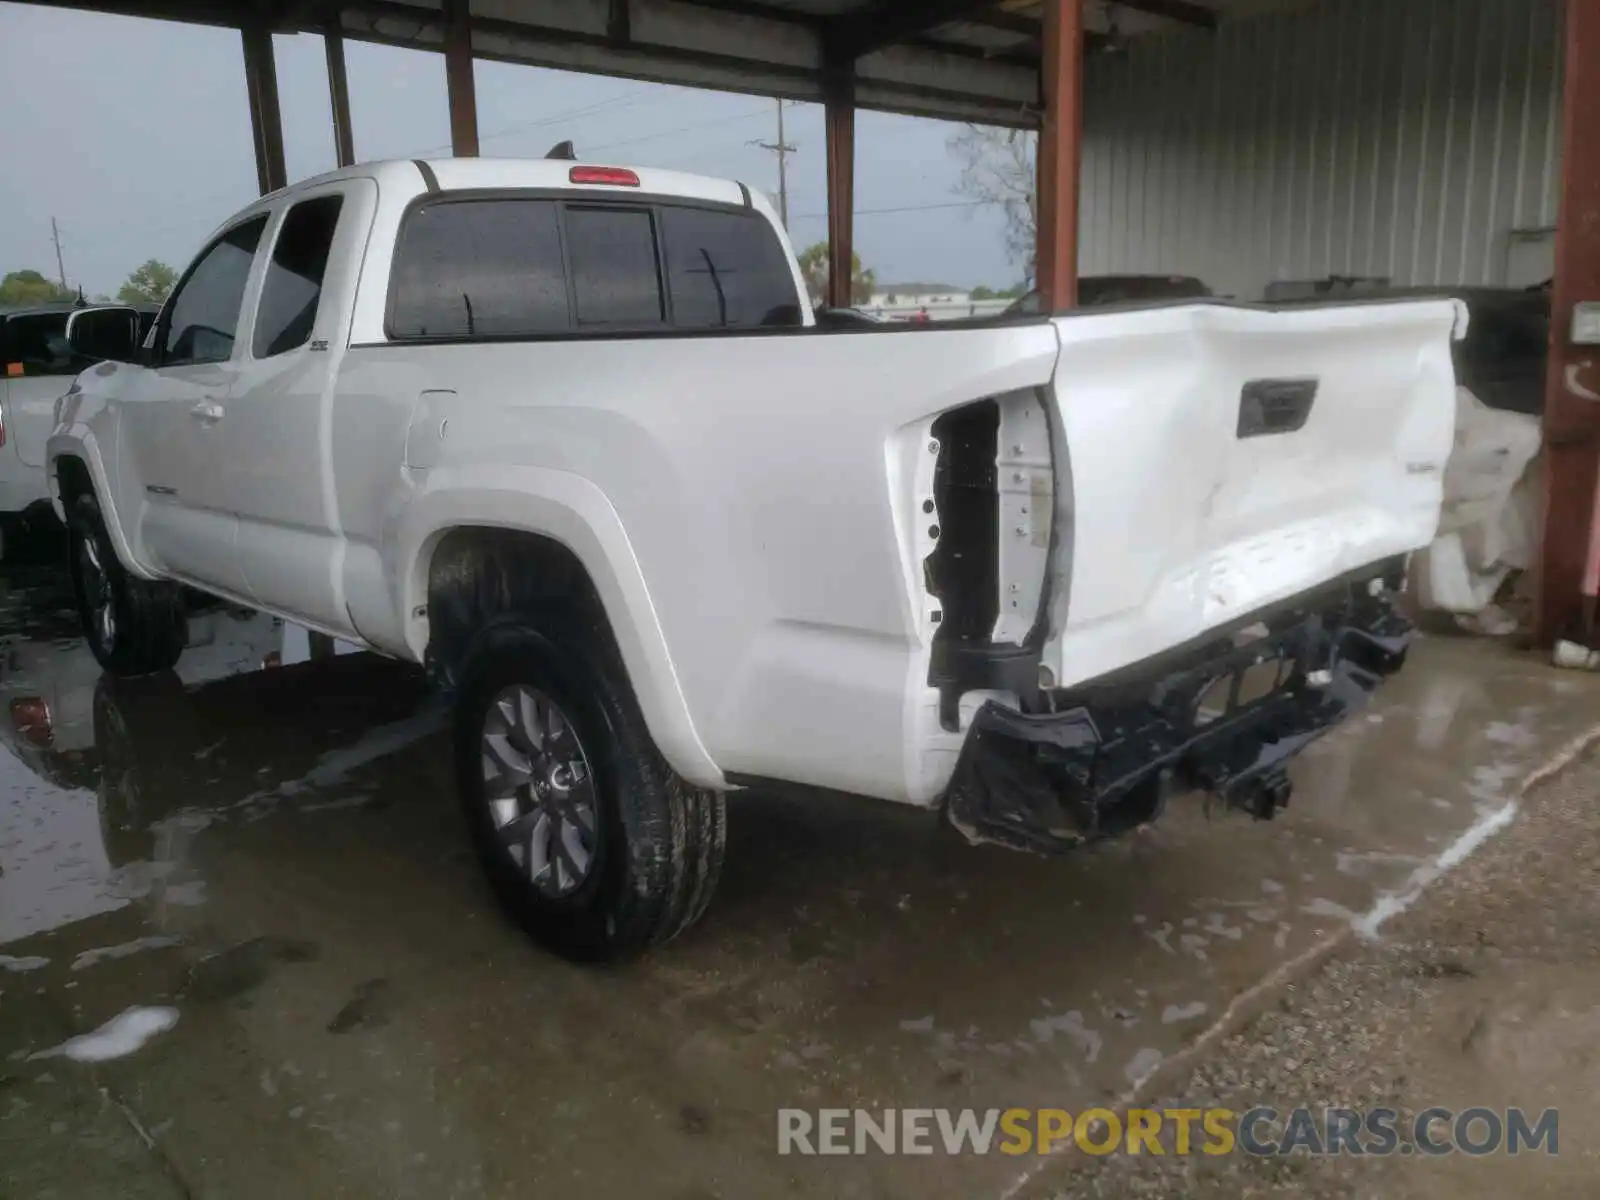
[948,124,1037,284]
[117,259,177,306]
[970,285,996,300]
[0,269,72,306]
[796,242,876,306]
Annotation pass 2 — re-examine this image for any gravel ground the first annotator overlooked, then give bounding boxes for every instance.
[1037,738,1600,1200]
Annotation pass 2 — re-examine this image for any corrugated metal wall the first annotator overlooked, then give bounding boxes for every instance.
[1079,0,1566,300]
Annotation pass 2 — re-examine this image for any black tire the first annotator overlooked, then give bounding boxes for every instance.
[454,617,726,963]
[68,492,187,676]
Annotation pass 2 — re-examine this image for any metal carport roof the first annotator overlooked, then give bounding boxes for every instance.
[20,0,1234,128]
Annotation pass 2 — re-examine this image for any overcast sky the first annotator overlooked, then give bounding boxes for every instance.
[0,2,1021,298]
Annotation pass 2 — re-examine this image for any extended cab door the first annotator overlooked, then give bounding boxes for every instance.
[222,180,373,633]
[125,215,268,598]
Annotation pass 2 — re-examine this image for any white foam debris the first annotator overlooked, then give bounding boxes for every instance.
[1301,896,1360,924]
[1160,1001,1208,1025]
[1124,1047,1163,1085]
[1483,721,1536,748]
[162,882,208,908]
[30,1006,180,1063]
[1029,1010,1103,1063]
[0,955,50,973]
[70,937,180,972]
[1146,922,1175,954]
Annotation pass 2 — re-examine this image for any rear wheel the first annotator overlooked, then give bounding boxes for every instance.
[454,619,725,962]
[68,493,187,676]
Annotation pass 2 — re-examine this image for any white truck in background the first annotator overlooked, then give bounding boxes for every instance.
[47,157,1462,961]
[0,303,155,556]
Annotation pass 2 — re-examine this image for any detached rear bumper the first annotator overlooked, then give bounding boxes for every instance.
[944,560,1411,854]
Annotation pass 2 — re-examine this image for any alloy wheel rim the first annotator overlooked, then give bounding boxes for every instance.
[480,684,598,897]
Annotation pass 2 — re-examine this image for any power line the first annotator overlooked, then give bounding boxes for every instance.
[585,106,771,155]
[406,87,656,157]
[788,199,993,221]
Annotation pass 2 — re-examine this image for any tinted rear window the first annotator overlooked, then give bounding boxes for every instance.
[662,207,800,328]
[390,199,570,339]
[564,206,665,329]
[386,194,801,340]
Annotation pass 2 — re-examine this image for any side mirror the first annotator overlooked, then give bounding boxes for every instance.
[65,306,141,365]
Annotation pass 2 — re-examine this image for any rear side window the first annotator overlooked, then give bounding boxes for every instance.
[390,199,569,338]
[564,206,665,328]
[661,207,801,328]
[254,194,344,358]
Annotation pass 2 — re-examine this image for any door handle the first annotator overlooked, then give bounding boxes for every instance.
[190,398,225,423]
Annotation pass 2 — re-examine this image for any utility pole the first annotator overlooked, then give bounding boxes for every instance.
[51,218,67,291]
[751,98,796,228]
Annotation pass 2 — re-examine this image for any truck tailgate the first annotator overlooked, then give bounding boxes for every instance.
[1042,298,1462,688]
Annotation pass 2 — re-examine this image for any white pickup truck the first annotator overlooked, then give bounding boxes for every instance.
[47,157,1462,961]
[0,303,153,556]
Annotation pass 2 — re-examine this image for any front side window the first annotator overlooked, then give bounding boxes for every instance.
[161,216,268,367]
[661,206,801,329]
[254,195,344,358]
[390,199,570,339]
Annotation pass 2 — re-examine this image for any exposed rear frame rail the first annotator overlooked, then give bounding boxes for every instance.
[945,559,1412,854]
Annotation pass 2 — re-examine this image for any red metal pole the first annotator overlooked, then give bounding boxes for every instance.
[325,25,357,169]
[240,16,287,195]
[1036,0,1083,312]
[825,71,856,310]
[1534,0,1600,645]
[444,0,480,157]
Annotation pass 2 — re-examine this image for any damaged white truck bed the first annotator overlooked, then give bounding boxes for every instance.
[47,158,1462,959]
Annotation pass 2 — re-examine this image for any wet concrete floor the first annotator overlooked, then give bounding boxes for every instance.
[3,555,1599,1199]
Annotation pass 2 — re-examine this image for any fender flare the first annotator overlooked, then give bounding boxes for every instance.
[45,428,156,579]
[398,465,726,790]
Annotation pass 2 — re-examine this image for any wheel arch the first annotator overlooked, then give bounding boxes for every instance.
[403,472,723,790]
[48,434,151,578]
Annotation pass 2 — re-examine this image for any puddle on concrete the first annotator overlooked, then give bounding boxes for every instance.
[3,560,1600,1198]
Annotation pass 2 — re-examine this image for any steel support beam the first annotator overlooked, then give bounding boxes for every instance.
[608,0,631,44]
[825,66,856,310]
[325,25,357,167]
[444,0,480,156]
[241,15,288,194]
[1110,0,1217,30]
[1035,0,1082,311]
[1536,0,1600,644]
[833,0,999,60]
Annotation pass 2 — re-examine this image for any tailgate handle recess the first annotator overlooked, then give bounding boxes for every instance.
[1238,378,1318,438]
